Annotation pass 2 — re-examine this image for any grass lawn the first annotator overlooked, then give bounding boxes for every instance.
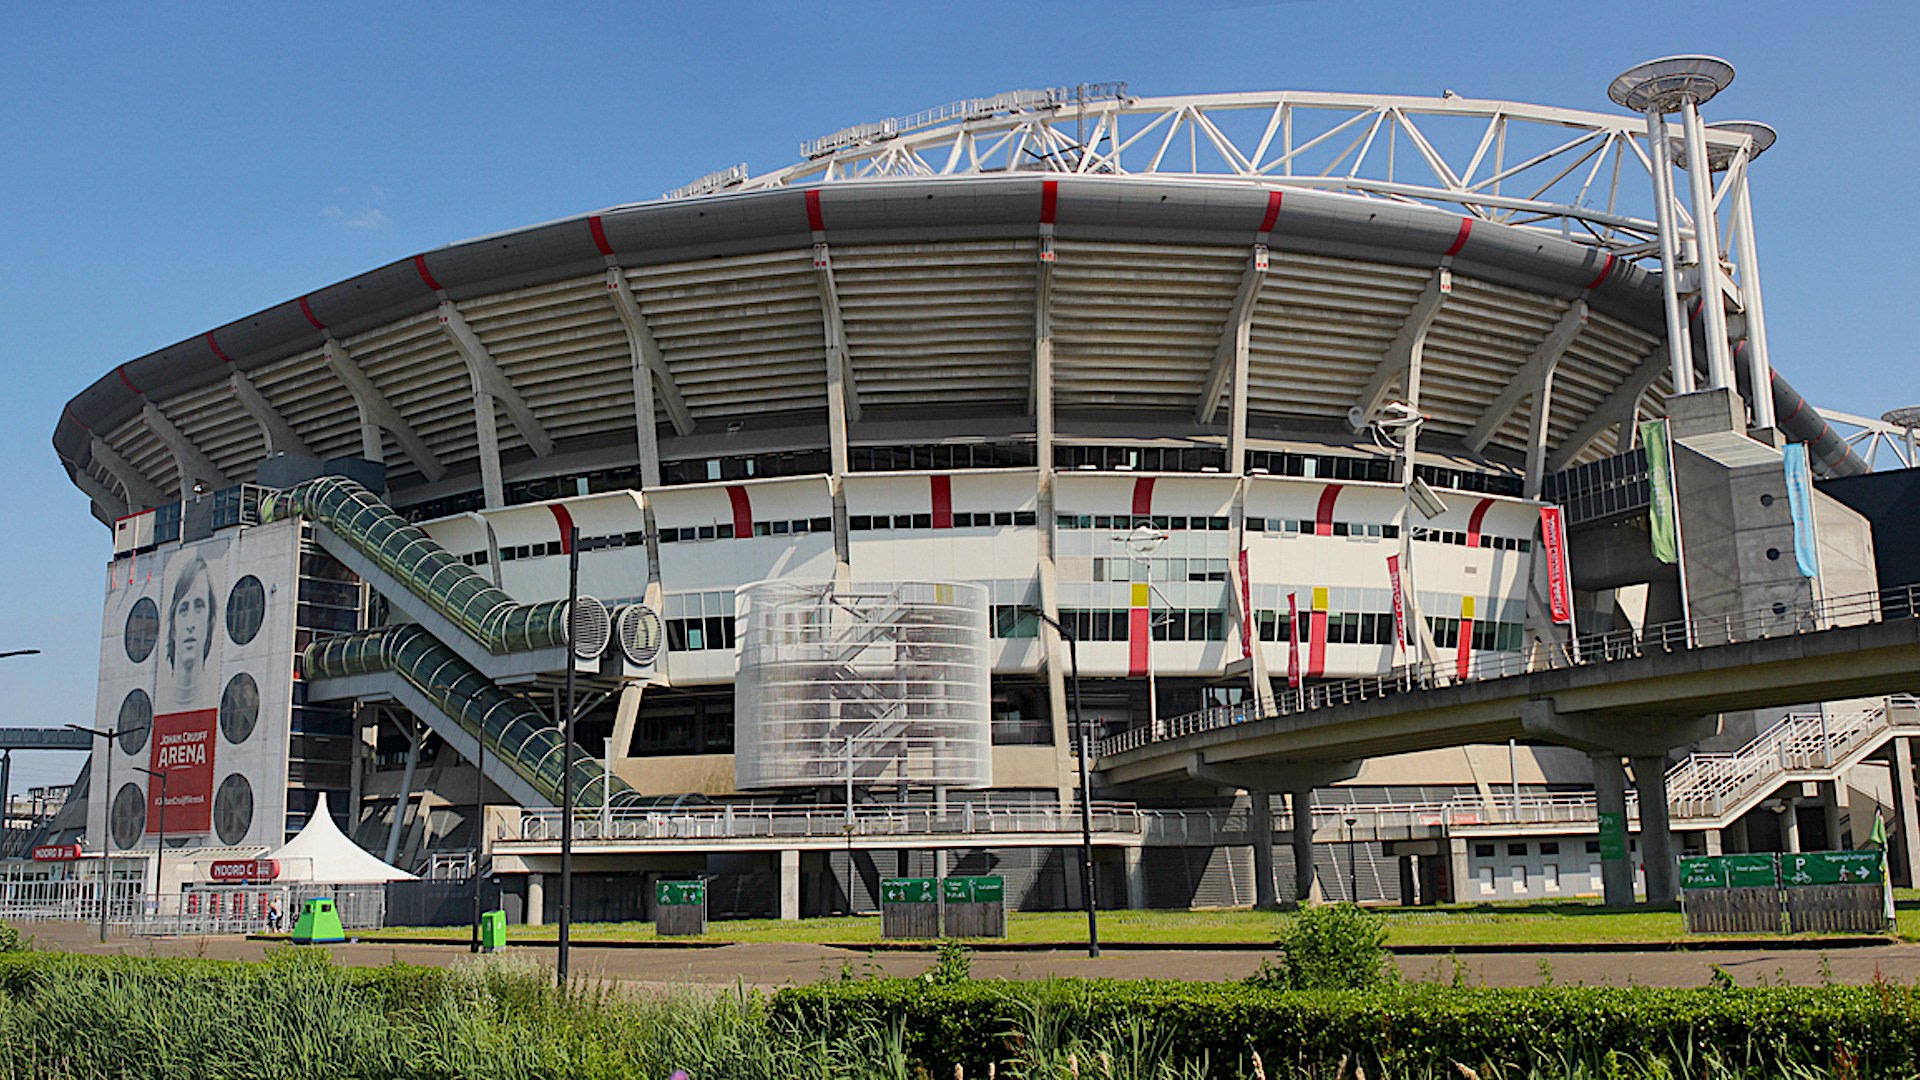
[371,899,1896,948]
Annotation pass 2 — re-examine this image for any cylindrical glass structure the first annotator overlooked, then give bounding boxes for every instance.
[734,580,991,791]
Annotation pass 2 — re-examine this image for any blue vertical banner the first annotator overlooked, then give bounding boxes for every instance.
[1782,442,1820,580]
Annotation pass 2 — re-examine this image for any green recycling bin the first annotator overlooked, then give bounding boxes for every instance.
[479,909,508,952]
[291,898,346,944]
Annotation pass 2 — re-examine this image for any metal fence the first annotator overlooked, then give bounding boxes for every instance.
[128,884,387,936]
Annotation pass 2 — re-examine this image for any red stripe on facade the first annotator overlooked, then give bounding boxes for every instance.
[1314,484,1343,537]
[1466,498,1494,549]
[1781,394,1805,425]
[805,189,825,232]
[1443,218,1473,257]
[588,215,614,257]
[930,475,953,529]
[63,407,89,431]
[1131,477,1156,517]
[1455,617,1474,680]
[205,332,232,365]
[1307,609,1328,678]
[116,365,142,396]
[1257,190,1283,234]
[297,296,326,331]
[1040,180,1059,225]
[545,503,576,555]
[1128,607,1151,676]
[413,254,444,292]
[1584,253,1616,291]
[725,485,753,538]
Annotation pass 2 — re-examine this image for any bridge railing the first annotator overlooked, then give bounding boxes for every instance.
[514,800,1149,843]
[1098,583,1920,760]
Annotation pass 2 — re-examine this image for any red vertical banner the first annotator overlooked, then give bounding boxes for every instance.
[1127,582,1151,676]
[1286,592,1302,689]
[149,709,216,833]
[1455,596,1475,681]
[1386,554,1406,653]
[1238,549,1255,660]
[1307,587,1328,679]
[1540,506,1573,625]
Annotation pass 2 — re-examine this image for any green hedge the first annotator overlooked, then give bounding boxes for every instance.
[771,977,1920,1077]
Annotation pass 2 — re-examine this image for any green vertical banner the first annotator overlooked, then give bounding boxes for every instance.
[1598,811,1627,861]
[1640,419,1678,565]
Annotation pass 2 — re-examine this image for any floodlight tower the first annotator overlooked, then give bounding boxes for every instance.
[1884,406,1920,467]
[1674,120,1780,431]
[1609,56,1737,398]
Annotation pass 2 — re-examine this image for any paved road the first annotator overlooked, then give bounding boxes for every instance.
[18,921,1920,989]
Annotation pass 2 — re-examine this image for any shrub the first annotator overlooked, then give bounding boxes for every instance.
[1250,903,1393,991]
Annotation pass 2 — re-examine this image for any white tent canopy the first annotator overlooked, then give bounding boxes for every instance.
[265,794,416,884]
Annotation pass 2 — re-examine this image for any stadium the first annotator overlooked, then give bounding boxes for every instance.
[43,63,1920,922]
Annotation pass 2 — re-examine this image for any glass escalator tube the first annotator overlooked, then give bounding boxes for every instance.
[307,625,642,810]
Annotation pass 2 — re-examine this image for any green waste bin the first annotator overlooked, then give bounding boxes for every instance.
[480,910,508,952]
[291,898,346,944]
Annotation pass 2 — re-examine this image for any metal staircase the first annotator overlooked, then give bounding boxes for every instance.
[1666,695,1920,828]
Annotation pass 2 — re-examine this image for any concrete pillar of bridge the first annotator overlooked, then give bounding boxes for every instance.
[526,873,544,926]
[1123,847,1147,909]
[1777,796,1802,854]
[1820,780,1846,850]
[778,849,801,922]
[1289,788,1320,904]
[1703,829,1723,856]
[1631,755,1677,905]
[1590,753,1634,907]
[1398,855,1417,906]
[1251,790,1279,909]
[1893,739,1920,887]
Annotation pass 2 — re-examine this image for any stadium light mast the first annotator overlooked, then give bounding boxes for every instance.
[1609,56,1738,398]
[1699,120,1780,431]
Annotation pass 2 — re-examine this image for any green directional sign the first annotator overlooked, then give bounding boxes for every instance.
[1679,857,1726,890]
[1725,853,1780,888]
[1597,811,1627,862]
[881,877,936,904]
[942,876,1005,903]
[656,880,706,906]
[1679,854,1777,891]
[1781,851,1883,886]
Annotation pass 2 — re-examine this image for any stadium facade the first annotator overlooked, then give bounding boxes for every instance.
[47,71,1920,918]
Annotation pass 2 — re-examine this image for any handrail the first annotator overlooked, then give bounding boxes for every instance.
[1099,583,1920,760]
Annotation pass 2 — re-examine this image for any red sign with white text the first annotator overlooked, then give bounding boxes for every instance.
[149,709,216,833]
[1540,506,1573,625]
[1386,554,1407,652]
[32,844,81,862]
[209,859,280,882]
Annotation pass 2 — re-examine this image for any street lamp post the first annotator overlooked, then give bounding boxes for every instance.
[0,651,39,854]
[133,766,167,916]
[66,723,119,942]
[558,526,580,986]
[1344,815,1359,903]
[1022,606,1099,958]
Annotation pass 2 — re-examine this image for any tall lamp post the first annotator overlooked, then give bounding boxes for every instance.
[66,723,119,942]
[557,525,580,986]
[0,651,39,851]
[132,766,167,915]
[1022,606,1099,958]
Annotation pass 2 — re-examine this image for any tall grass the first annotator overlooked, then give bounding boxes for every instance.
[0,948,1889,1079]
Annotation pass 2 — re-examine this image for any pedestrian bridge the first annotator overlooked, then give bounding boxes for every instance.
[1096,586,1920,787]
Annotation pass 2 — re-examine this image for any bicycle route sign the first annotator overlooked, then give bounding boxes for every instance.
[1782,851,1883,886]
[880,877,936,904]
[656,880,706,907]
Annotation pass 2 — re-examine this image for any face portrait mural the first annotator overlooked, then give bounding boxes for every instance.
[164,554,220,710]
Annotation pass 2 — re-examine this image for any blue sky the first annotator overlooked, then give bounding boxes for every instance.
[1,2,1914,790]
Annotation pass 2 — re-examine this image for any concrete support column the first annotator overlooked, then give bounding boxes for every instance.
[1590,752,1634,907]
[526,873,545,926]
[1704,829,1723,856]
[1894,739,1920,887]
[1250,789,1278,910]
[1288,788,1319,904]
[1447,838,1470,905]
[1778,797,1802,854]
[1123,847,1146,910]
[1398,855,1417,907]
[778,849,800,922]
[1820,780,1845,851]
[1631,754,1676,905]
